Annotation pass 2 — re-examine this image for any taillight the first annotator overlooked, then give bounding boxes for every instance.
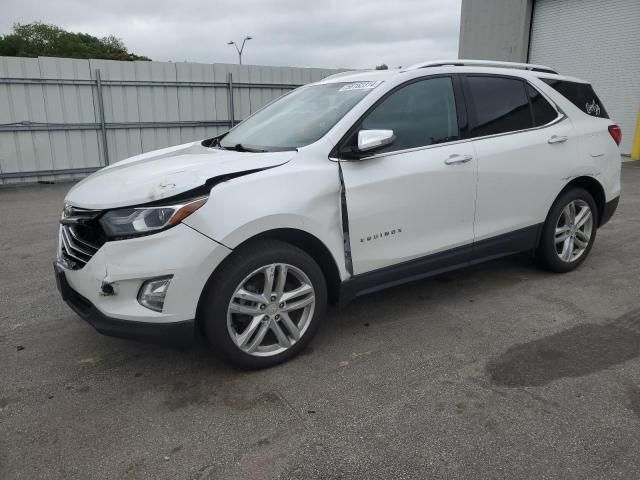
[608,125,622,146]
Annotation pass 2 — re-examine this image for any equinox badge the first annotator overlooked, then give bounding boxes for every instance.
[360,228,402,243]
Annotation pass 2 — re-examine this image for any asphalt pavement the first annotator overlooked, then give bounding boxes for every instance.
[1,162,640,479]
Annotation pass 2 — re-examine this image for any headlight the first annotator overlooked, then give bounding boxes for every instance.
[99,196,208,238]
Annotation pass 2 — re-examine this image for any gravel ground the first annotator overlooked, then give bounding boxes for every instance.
[1,162,640,480]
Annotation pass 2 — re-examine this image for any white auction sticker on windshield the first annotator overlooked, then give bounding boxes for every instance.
[339,81,383,92]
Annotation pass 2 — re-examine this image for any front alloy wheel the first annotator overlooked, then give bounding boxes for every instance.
[201,240,327,369]
[227,263,316,357]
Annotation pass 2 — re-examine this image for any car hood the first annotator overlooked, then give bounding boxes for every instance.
[65,141,296,209]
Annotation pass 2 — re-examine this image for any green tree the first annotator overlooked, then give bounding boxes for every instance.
[375,64,388,70]
[0,22,150,61]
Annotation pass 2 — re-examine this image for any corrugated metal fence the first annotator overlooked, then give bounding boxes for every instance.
[0,56,343,184]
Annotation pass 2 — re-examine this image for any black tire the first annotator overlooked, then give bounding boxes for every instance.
[535,187,599,273]
[200,239,327,369]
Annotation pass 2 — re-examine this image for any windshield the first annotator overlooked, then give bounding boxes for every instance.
[219,81,380,151]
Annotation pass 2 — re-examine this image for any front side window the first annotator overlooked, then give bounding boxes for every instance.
[466,76,533,137]
[219,82,377,151]
[358,76,459,153]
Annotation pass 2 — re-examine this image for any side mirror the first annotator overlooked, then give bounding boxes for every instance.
[357,129,395,153]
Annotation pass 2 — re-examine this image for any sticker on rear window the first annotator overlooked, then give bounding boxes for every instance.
[585,99,601,116]
[339,81,383,92]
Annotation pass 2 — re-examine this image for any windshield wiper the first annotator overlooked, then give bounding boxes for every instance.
[204,136,226,149]
[221,143,267,153]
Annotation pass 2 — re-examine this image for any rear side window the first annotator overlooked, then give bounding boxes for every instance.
[466,76,533,137]
[541,79,608,118]
[360,76,459,152]
[526,84,558,126]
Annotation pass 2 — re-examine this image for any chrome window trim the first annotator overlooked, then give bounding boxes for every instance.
[335,77,567,162]
[329,72,569,162]
[338,114,566,162]
[462,75,565,143]
[466,111,567,144]
[341,137,471,161]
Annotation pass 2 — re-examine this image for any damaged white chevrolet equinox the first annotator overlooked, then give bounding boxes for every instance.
[55,60,622,369]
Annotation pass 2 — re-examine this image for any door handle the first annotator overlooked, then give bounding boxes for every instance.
[548,135,568,144]
[444,154,473,165]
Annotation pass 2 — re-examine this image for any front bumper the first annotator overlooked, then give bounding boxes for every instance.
[55,263,196,347]
[55,222,232,346]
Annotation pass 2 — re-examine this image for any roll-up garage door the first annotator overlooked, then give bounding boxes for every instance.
[529,0,639,155]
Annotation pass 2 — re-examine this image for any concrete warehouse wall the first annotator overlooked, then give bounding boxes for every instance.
[458,0,533,62]
[0,56,344,184]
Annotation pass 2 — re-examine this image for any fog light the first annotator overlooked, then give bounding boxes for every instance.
[137,276,173,312]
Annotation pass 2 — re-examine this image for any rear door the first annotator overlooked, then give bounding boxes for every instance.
[462,74,576,258]
[339,75,478,274]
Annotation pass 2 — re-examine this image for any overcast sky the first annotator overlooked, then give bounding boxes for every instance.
[1,0,462,69]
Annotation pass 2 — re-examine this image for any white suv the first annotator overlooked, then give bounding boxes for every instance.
[55,60,622,368]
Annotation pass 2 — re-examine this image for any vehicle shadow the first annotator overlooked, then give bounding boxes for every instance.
[327,252,540,327]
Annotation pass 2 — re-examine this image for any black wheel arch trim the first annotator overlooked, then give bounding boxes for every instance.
[196,228,344,318]
[600,196,619,227]
[555,176,608,227]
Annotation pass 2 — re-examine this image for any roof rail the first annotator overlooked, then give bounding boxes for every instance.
[403,59,558,74]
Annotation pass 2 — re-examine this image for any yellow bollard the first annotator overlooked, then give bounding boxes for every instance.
[632,109,640,161]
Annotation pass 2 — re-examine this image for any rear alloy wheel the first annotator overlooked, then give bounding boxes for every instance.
[201,240,327,369]
[553,199,594,263]
[536,188,598,273]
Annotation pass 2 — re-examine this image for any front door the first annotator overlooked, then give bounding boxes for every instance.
[339,76,478,275]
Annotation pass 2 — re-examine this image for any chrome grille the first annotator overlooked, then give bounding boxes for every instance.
[58,206,104,270]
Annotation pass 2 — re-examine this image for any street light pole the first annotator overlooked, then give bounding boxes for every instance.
[227,36,253,64]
